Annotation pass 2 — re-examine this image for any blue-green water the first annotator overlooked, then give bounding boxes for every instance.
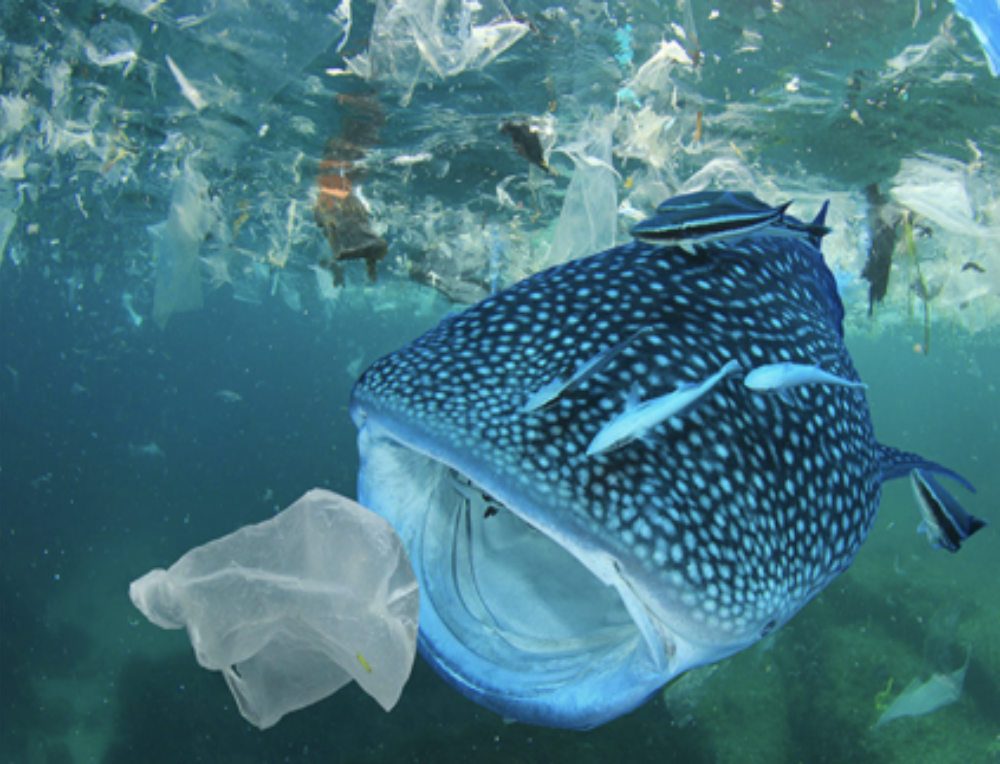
[2,0,999,761]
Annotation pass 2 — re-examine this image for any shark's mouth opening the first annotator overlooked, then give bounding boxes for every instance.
[355,418,681,729]
[426,468,636,670]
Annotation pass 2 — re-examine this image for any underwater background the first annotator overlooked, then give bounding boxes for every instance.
[1,0,998,762]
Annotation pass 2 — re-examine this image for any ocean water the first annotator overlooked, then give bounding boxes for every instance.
[1,1,998,762]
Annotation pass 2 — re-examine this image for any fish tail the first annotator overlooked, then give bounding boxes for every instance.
[808,200,831,248]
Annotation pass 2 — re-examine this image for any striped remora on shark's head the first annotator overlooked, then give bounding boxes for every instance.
[629,189,830,251]
[349,192,983,730]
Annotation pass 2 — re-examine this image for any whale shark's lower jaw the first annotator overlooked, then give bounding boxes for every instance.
[353,414,727,730]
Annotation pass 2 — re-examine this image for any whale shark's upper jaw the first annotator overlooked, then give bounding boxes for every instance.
[352,411,739,730]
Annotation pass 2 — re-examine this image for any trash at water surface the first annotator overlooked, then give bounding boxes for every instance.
[346,0,529,104]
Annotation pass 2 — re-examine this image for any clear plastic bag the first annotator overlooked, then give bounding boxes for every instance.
[129,489,419,729]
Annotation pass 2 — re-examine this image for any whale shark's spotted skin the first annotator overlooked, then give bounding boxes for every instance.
[351,209,979,729]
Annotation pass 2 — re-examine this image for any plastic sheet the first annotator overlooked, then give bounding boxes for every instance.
[121,0,350,115]
[150,161,219,328]
[615,106,678,171]
[546,113,619,267]
[890,154,1000,237]
[347,0,529,104]
[626,40,695,99]
[129,489,419,730]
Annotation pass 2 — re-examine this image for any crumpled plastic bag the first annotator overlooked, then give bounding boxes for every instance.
[129,489,419,730]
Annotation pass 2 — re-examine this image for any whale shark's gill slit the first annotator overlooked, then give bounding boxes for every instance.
[609,559,670,671]
[450,473,518,642]
[449,485,487,630]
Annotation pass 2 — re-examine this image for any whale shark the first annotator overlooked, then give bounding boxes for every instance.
[349,193,982,729]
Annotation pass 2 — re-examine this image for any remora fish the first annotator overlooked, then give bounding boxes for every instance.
[631,190,790,248]
[631,190,829,251]
[350,194,981,730]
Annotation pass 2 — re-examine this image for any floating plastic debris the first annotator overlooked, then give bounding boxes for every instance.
[861,183,900,316]
[129,442,165,459]
[214,389,243,403]
[121,292,143,327]
[164,55,206,111]
[547,112,618,267]
[626,40,696,98]
[314,93,388,283]
[890,154,998,237]
[129,489,419,729]
[150,160,220,328]
[500,121,552,173]
[347,0,529,104]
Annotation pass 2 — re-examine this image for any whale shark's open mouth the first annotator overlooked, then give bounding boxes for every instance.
[353,416,700,730]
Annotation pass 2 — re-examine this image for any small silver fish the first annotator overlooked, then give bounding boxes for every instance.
[521,328,649,412]
[743,362,868,394]
[586,359,740,457]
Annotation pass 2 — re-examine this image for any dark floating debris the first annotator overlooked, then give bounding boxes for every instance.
[861,183,900,316]
[962,261,986,273]
[500,120,551,173]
